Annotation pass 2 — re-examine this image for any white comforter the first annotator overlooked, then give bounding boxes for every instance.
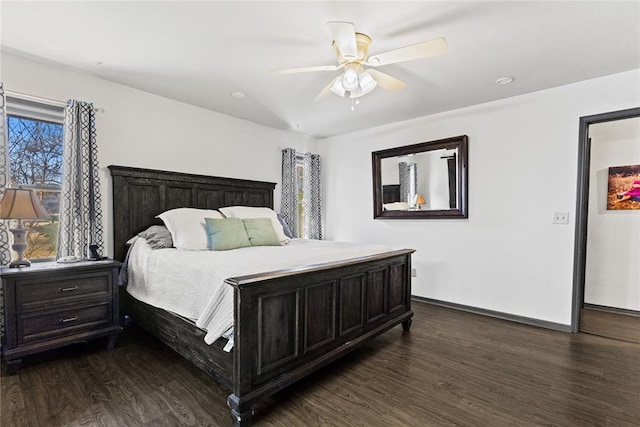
[126,238,392,344]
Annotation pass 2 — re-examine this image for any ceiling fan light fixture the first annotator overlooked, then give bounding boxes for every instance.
[348,87,363,99]
[330,78,347,97]
[342,66,359,91]
[358,71,377,94]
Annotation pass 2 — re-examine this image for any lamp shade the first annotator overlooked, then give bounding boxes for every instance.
[330,78,347,97]
[359,71,377,94]
[0,188,50,220]
[413,193,426,205]
[342,67,359,91]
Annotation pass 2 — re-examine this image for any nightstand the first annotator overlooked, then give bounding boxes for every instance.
[1,259,122,373]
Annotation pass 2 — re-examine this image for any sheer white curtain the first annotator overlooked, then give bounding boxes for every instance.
[57,100,103,258]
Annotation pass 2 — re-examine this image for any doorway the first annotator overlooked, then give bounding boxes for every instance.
[572,107,640,342]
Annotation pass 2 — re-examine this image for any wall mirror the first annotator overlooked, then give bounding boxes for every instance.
[372,135,468,219]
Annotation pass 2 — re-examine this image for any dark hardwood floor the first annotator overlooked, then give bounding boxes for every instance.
[580,306,640,344]
[2,301,640,426]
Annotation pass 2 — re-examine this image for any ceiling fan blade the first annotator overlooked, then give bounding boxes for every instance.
[327,21,358,60]
[367,69,407,91]
[314,76,340,101]
[269,64,341,75]
[366,37,447,66]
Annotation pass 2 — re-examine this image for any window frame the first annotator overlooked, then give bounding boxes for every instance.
[6,95,65,262]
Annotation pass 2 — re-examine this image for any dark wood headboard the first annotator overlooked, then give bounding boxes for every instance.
[109,165,276,261]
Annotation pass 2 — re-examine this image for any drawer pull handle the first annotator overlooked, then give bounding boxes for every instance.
[60,316,78,323]
[60,286,79,292]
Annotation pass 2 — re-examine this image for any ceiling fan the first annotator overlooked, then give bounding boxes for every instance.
[270,21,447,102]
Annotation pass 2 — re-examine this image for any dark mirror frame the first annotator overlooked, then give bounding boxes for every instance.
[372,135,468,219]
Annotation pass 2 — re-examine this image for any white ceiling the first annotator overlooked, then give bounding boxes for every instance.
[2,1,639,139]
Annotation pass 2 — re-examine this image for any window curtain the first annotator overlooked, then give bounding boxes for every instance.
[447,154,457,209]
[0,83,9,339]
[398,162,417,203]
[280,148,299,237]
[303,152,322,240]
[0,84,11,265]
[57,100,103,258]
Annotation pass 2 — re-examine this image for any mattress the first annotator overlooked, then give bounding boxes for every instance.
[126,238,393,345]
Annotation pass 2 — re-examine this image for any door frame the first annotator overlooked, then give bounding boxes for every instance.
[571,107,640,332]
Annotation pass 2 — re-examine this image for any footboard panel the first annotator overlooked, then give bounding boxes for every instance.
[225,249,414,414]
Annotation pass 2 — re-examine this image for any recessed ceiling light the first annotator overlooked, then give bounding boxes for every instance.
[231,92,245,99]
[496,77,514,85]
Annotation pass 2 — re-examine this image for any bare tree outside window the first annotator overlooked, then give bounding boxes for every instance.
[8,116,63,259]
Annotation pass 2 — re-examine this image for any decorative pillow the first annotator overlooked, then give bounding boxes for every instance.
[204,217,251,251]
[138,225,173,249]
[157,208,224,250]
[276,213,294,238]
[219,206,290,243]
[243,218,281,246]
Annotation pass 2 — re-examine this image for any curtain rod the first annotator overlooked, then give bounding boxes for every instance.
[6,90,104,112]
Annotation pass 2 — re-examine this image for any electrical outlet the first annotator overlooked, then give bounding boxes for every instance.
[411,268,417,277]
[553,211,569,224]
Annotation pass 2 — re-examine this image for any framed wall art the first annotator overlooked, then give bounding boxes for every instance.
[607,164,640,210]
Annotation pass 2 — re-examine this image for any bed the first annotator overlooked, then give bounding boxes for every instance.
[109,165,414,426]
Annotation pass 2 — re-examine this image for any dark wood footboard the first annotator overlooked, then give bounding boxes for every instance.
[225,249,414,425]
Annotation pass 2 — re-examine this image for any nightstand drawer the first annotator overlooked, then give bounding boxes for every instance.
[17,302,112,345]
[16,272,112,311]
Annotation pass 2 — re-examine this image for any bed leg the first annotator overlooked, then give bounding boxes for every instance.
[402,319,412,332]
[227,395,252,426]
[106,333,119,350]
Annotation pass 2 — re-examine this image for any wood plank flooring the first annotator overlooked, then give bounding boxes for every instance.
[580,306,640,344]
[2,301,640,426]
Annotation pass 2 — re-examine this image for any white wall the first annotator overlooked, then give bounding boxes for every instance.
[585,118,640,310]
[319,69,640,327]
[1,52,317,257]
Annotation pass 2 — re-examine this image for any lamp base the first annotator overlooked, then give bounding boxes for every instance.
[9,258,31,268]
[9,220,31,268]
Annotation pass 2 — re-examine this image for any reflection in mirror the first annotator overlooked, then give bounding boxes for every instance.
[372,135,468,219]
[381,148,458,210]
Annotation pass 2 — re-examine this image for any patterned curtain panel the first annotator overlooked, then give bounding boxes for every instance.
[398,162,417,204]
[0,83,10,340]
[303,152,322,240]
[0,84,11,265]
[398,162,411,203]
[280,148,299,238]
[57,100,103,258]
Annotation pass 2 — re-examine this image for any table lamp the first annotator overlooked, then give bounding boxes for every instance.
[413,193,426,209]
[0,187,50,268]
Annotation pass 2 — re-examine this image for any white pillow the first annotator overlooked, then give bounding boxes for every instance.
[157,208,224,250]
[219,206,289,243]
[383,202,410,211]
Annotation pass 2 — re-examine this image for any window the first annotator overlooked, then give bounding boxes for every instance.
[7,96,65,261]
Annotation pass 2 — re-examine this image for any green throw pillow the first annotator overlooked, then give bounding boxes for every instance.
[243,218,281,247]
[204,218,251,251]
